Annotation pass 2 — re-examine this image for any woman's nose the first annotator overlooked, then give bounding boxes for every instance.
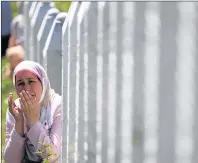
[24,83,31,91]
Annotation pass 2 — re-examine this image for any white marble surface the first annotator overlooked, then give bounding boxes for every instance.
[24,2,198,163]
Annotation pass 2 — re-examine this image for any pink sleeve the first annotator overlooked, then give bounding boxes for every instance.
[26,104,62,162]
[3,110,26,163]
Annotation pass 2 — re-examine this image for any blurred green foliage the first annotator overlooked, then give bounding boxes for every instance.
[10,1,72,18]
[55,1,72,12]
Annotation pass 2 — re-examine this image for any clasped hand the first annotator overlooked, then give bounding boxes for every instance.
[19,90,40,128]
[8,90,40,129]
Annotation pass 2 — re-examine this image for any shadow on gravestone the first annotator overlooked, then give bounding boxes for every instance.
[157,2,178,163]
[43,13,68,95]
[37,8,60,66]
[85,2,98,163]
[132,2,146,163]
[30,2,54,61]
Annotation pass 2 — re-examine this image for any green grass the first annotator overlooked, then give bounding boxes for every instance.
[10,1,18,17]
[55,1,72,12]
[1,1,71,162]
[10,1,72,18]
[1,57,16,163]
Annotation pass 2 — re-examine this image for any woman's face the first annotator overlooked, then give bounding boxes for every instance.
[15,70,43,103]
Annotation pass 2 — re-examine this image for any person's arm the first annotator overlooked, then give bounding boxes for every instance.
[3,110,26,163]
[26,104,62,162]
[9,16,17,48]
[8,35,17,47]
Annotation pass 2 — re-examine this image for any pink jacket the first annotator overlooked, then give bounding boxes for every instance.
[3,96,62,163]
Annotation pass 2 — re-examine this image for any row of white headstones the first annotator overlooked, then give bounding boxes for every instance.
[24,1,198,163]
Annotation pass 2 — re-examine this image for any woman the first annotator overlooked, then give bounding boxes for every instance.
[3,61,62,163]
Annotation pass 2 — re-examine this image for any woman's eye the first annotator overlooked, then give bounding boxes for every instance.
[18,82,24,86]
[29,80,34,84]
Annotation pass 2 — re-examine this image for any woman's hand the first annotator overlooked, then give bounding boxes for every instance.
[8,93,24,137]
[19,90,40,128]
[8,93,24,123]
